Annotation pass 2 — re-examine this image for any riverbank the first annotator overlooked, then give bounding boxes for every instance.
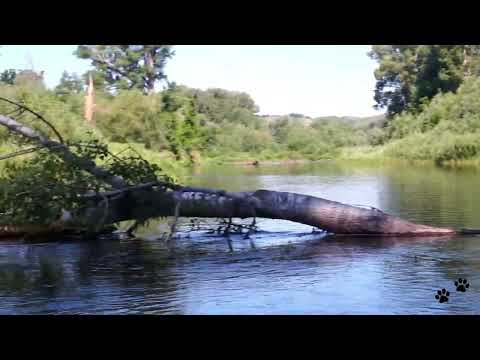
[4,138,480,180]
[169,145,480,170]
[199,146,480,170]
[336,143,480,169]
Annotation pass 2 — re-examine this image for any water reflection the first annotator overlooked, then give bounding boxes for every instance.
[1,161,480,314]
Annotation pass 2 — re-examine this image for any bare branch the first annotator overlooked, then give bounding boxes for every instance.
[0,145,48,161]
[0,114,126,189]
[0,96,64,143]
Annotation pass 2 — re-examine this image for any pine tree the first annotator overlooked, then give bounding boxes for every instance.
[75,45,175,95]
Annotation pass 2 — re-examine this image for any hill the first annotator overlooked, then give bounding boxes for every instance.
[261,113,385,128]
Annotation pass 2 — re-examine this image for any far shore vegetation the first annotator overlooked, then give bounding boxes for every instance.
[2,45,480,179]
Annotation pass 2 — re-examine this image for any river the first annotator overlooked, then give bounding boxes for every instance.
[1,161,479,314]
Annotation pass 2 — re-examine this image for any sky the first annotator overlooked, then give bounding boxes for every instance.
[0,45,382,118]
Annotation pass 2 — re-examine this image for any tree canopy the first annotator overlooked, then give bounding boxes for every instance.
[2,44,480,171]
[54,71,84,97]
[369,45,480,117]
[0,69,16,85]
[75,45,175,94]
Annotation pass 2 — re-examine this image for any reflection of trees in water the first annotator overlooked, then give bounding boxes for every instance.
[429,235,480,287]
[308,163,480,302]
[3,162,480,313]
[186,169,263,192]
[0,239,184,314]
[5,163,471,304]
[0,256,65,296]
[76,239,178,288]
[186,162,384,192]
[0,264,31,293]
[305,234,480,314]
[373,165,480,229]
[1,233,419,299]
[1,231,478,314]
[187,162,480,235]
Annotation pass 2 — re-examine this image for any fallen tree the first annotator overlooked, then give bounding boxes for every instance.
[0,99,476,239]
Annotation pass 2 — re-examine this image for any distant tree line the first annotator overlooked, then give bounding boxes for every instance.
[2,44,480,165]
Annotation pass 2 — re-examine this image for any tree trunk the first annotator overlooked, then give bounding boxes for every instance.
[463,47,470,78]
[144,50,155,95]
[84,74,94,122]
[0,112,465,238]
[82,187,456,236]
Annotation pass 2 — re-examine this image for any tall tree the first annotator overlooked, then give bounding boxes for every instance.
[0,69,16,85]
[461,45,480,77]
[369,45,480,117]
[54,71,84,96]
[14,70,46,92]
[75,45,175,95]
[412,46,465,109]
[84,74,95,122]
[81,70,108,93]
[369,45,420,117]
[185,88,259,124]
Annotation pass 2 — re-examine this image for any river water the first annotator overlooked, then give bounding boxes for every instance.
[1,161,480,314]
